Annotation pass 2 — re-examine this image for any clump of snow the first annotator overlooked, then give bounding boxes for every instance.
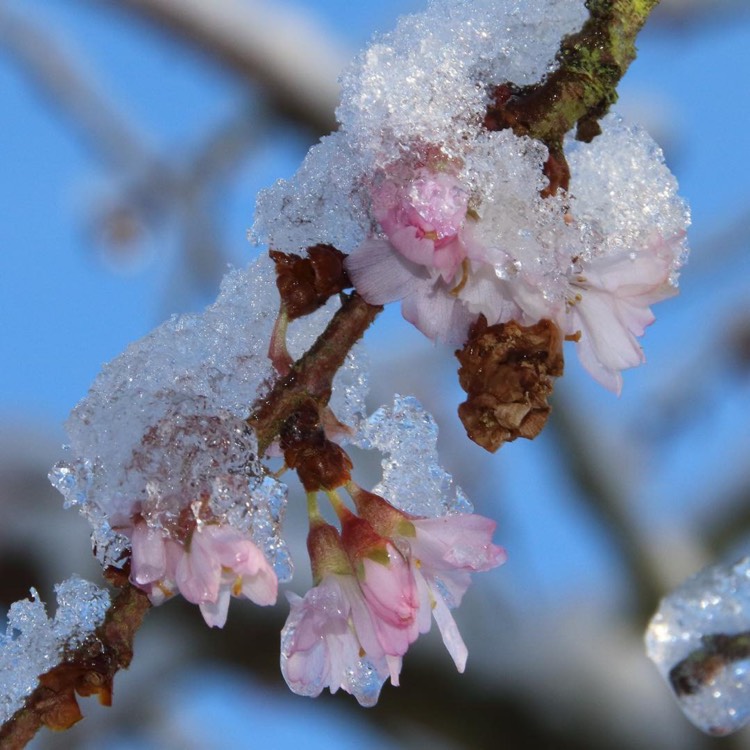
[0,577,110,724]
[355,395,472,517]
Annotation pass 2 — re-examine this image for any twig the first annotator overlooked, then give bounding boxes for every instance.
[0,575,151,750]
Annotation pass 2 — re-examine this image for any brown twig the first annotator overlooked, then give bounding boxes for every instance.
[0,572,151,749]
[485,0,660,192]
[250,292,382,455]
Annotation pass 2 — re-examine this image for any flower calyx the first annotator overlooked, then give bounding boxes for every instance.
[270,244,351,321]
[279,398,353,491]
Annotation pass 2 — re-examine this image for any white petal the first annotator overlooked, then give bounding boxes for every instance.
[199,585,232,628]
[431,593,468,673]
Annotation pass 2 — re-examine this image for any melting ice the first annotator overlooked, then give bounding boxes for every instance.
[646,556,750,736]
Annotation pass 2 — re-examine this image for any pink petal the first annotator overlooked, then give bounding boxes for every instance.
[345,239,426,304]
[199,585,232,628]
[239,563,278,606]
[359,548,418,627]
[431,594,468,673]
[130,522,167,586]
[401,283,474,344]
[412,515,507,572]
[176,531,221,604]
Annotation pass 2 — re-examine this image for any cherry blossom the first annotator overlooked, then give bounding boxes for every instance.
[129,521,277,628]
[281,574,401,707]
[560,246,678,394]
[349,485,506,671]
[281,519,406,705]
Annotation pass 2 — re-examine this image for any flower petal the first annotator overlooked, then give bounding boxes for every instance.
[345,239,426,304]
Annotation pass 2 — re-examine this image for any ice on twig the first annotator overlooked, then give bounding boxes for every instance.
[0,577,110,724]
[646,556,750,736]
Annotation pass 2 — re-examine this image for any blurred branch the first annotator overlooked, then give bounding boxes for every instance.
[0,5,149,168]
[84,0,342,136]
[548,392,665,622]
[652,0,750,28]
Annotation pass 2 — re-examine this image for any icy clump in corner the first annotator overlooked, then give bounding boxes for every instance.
[252,0,588,254]
[646,556,750,736]
[355,395,472,517]
[49,254,319,577]
[0,577,110,724]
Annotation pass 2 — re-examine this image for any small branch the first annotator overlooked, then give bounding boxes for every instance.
[486,0,659,191]
[0,6,149,169]
[0,574,151,750]
[250,292,382,454]
[487,0,660,145]
[548,392,665,622]
[669,631,750,697]
[85,0,343,136]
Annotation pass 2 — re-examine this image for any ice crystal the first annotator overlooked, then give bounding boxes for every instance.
[355,395,472,516]
[253,0,588,255]
[0,577,110,724]
[50,256,308,575]
[646,557,750,736]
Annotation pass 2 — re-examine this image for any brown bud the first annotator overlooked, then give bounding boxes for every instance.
[280,400,353,491]
[270,244,351,320]
[541,146,570,197]
[456,316,564,452]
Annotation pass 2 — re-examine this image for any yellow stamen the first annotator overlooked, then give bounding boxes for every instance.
[449,258,470,296]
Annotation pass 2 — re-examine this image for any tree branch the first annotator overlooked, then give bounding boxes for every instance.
[486,0,659,191]
[250,292,382,454]
[0,573,151,750]
[84,0,343,136]
[0,0,663,744]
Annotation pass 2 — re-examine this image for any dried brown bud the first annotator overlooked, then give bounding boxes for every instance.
[280,400,353,491]
[456,316,564,452]
[270,244,350,320]
[37,652,115,730]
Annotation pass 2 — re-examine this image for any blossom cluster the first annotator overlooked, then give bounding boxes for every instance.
[49,237,502,703]
[254,0,689,394]
[281,486,505,706]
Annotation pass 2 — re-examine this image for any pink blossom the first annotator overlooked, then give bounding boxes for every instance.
[406,515,506,671]
[129,521,277,627]
[350,487,506,671]
[370,168,471,282]
[340,512,420,656]
[562,250,676,394]
[345,238,475,344]
[280,573,401,707]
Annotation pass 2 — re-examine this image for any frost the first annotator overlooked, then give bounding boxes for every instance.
[49,255,315,575]
[253,0,588,255]
[566,115,690,273]
[329,343,370,435]
[0,577,110,724]
[355,395,472,517]
[646,557,750,736]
